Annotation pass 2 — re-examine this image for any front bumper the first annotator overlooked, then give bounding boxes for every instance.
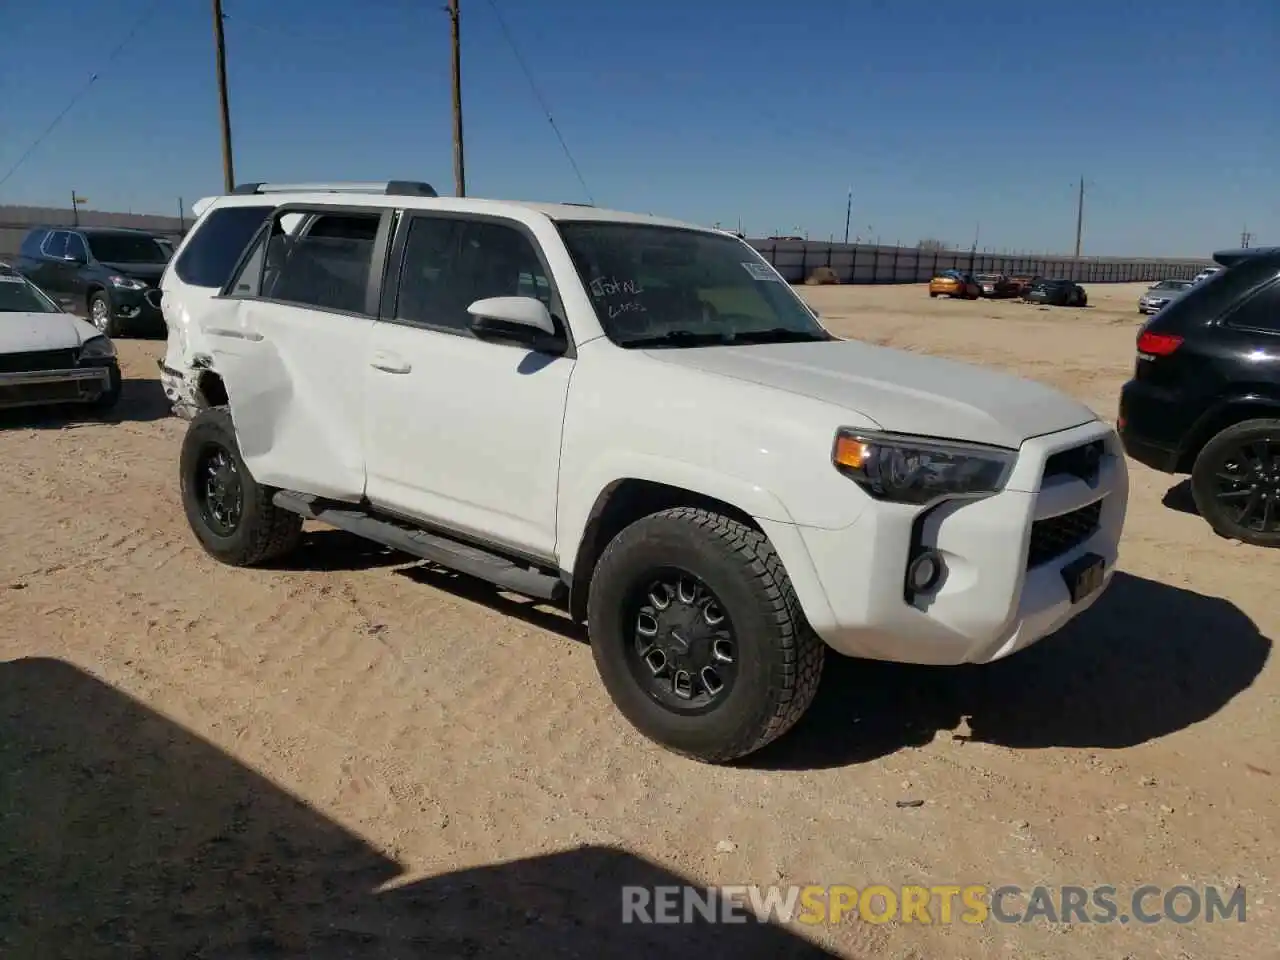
[107,288,165,329]
[784,420,1127,665]
[0,366,113,409]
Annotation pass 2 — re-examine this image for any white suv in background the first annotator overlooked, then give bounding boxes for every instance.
[165,181,1128,763]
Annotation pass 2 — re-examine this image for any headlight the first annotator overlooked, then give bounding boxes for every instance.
[109,275,146,290]
[832,429,1015,505]
[79,336,116,360]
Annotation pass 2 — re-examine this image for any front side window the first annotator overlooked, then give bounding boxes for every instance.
[0,272,62,313]
[557,222,829,348]
[260,210,383,315]
[86,232,169,264]
[393,216,554,334]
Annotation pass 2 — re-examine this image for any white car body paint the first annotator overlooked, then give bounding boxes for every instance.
[0,309,104,353]
[166,190,1129,666]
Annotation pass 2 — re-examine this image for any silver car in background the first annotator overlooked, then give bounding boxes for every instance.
[1138,278,1194,315]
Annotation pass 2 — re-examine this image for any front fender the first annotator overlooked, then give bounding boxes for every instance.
[559,454,839,636]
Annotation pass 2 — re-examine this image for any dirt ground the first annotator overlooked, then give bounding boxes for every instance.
[1,282,1275,959]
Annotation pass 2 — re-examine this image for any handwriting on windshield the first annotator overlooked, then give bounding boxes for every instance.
[590,276,644,298]
[608,301,646,320]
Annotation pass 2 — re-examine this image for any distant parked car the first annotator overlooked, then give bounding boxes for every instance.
[973,273,1020,298]
[1024,278,1088,307]
[1138,278,1194,315]
[11,225,170,337]
[1008,273,1044,296]
[0,264,121,412]
[928,270,981,299]
[1192,267,1221,285]
[1119,246,1280,546]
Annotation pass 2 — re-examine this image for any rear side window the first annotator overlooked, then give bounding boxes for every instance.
[41,231,68,258]
[261,210,383,315]
[174,204,273,288]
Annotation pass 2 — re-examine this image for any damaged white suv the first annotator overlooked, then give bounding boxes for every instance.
[163,181,1128,763]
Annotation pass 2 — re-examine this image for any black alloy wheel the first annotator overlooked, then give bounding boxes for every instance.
[624,569,738,713]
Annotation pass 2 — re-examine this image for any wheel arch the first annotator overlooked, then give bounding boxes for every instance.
[1178,393,1280,472]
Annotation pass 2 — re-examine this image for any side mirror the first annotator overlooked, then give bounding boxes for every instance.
[467,296,562,349]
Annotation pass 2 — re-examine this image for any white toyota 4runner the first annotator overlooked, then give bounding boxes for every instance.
[161,181,1128,763]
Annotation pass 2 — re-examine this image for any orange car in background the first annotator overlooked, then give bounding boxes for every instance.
[928,270,982,299]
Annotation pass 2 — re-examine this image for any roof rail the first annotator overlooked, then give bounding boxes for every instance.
[560,201,594,207]
[230,180,438,197]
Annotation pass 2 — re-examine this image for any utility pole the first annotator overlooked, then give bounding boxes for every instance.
[1241,226,1253,249]
[71,191,80,227]
[1073,175,1085,259]
[448,0,466,197]
[178,196,186,233]
[843,187,852,244]
[211,0,235,193]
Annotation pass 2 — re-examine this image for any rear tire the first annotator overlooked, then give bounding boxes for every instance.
[586,507,824,763]
[180,407,303,565]
[1191,418,1280,548]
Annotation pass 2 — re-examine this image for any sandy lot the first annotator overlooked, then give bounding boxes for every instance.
[1,282,1275,958]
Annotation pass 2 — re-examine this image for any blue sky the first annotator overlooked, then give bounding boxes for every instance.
[1,0,1275,256]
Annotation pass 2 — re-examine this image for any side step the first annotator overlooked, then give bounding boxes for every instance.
[273,491,566,603]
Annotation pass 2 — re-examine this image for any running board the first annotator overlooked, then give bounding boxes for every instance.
[273,491,566,602]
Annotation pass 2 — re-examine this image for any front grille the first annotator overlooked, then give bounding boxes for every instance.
[1044,440,1104,483]
[0,381,87,407]
[0,349,78,375]
[1027,500,1103,569]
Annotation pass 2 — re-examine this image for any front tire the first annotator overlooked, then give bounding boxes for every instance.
[88,291,120,338]
[179,407,303,565]
[586,507,824,763]
[1191,418,1280,547]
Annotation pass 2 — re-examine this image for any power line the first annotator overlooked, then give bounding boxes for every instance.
[482,0,594,205]
[0,0,163,192]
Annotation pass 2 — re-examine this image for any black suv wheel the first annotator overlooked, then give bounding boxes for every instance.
[179,407,303,565]
[1191,418,1280,547]
[586,507,824,763]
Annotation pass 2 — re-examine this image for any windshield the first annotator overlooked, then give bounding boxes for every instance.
[0,273,62,313]
[556,222,829,347]
[86,232,170,264]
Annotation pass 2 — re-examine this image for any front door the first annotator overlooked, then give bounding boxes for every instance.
[363,213,574,560]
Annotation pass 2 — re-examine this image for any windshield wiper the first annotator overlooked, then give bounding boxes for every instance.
[727,327,832,345]
[618,330,730,348]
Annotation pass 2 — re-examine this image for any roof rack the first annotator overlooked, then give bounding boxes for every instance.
[231,180,438,197]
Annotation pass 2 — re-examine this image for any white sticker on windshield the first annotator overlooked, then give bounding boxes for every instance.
[0,275,24,283]
[742,261,780,282]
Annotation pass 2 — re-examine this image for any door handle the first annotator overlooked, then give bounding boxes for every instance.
[370,352,412,374]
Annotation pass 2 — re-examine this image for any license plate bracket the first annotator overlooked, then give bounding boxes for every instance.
[1061,551,1106,604]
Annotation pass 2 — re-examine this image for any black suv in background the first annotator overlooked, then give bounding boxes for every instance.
[1119,246,1280,546]
[12,226,172,336]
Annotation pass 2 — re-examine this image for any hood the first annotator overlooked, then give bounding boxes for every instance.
[0,310,100,352]
[645,339,1097,449]
[99,261,167,284]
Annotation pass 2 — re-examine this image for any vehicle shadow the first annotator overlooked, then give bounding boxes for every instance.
[264,527,412,573]
[0,376,171,429]
[0,658,832,958]
[745,571,1271,771]
[1162,478,1199,516]
[397,564,586,643]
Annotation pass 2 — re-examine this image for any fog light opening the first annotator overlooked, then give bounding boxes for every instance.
[907,549,944,594]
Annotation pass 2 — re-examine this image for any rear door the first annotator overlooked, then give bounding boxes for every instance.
[209,205,393,500]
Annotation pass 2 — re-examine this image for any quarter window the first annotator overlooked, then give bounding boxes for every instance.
[175,204,273,288]
[394,216,554,334]
[1224,279,1280,333]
